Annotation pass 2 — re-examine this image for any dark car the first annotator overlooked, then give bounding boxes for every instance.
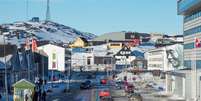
[80,80,92,89]
[100,96,113,101]
[115,81,123,89]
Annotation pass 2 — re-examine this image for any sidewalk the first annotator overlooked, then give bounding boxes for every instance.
[111,89,129,101]
[141,91,186,101]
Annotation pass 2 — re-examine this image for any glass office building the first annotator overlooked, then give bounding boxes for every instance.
[178,0,201,69]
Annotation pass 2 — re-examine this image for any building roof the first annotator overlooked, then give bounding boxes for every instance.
[38,43,64,49]
[35,50,48,57]
[79,37,88,43]
[93,32,125,41]
[13,79,35,88]
[130,50,144,58]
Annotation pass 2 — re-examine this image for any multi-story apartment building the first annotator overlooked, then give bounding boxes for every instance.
[177,0,201,100]
[178,0,201,68]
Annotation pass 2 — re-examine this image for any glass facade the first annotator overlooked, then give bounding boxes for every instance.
[196,60,201,68]
[184,42,194,49]
[184,25,201,36]
[178,0,201,14]
[184,60,191,68]
[184,10,201,22]
[184,60,201,68]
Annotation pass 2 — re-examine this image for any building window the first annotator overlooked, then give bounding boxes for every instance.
[196,60,201,69]
[184,42,194,49]
[110,43,121,46]
[184,60,191,68]
[87,58,91,65]
[184,10,201,23]
[184,25,201,36]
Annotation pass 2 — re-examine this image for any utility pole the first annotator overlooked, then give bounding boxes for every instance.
[66,50,71,92]
[41,49,45,91]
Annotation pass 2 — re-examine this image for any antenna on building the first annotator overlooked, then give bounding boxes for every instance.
[46,0,51,21]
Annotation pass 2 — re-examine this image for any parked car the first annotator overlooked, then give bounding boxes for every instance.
[115,81,123,89]
[100,96,113,101]
[80,80,92,89]
[100,79,107,85]
[99,89,113,101]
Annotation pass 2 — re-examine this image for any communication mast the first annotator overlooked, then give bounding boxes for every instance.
[46,0,51,21]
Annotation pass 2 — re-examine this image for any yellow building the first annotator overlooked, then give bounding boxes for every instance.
[69,37,88,48]
[108,42,123,49]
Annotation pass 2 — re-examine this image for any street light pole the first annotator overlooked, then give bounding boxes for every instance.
[67,62,71,92]
[66,50,71,92]
[3,34,9,101]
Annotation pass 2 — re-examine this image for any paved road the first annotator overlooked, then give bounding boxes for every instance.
[47,89,94,101]
[74,89,93,101]
[46,71,105,101]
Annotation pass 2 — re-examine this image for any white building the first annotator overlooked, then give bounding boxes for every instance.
[71,48,94,71]
[38,44,65,72]
[146,44,183,71]
[165,70,190,100]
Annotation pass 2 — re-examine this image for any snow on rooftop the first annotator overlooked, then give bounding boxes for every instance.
[0,20,96,45]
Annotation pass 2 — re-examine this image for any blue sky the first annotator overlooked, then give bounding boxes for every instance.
[0,0,182,35]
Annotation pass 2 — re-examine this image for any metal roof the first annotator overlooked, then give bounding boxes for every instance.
[93,32,125,41]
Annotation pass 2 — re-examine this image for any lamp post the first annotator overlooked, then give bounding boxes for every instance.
[1,30,9,101]
[65,50,71,93]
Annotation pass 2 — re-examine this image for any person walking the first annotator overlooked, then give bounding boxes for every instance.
[0,93,2,100]
[42,91,46,101]
[38,89,41,101]
[25,94,28,101]
[33,91,38,101]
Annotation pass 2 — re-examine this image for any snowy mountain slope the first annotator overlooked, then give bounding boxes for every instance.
[0,21,96,45]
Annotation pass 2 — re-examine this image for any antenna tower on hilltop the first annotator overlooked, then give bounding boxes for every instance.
[46,0,51,21]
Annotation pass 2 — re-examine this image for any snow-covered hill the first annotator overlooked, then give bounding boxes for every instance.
[0,20,96,45]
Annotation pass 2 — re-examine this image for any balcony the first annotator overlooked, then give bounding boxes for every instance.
[178,0,201,15]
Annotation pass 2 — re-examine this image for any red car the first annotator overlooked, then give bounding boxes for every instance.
[100,79,107,84]
[99,90,110,97]
[99,90,113,101]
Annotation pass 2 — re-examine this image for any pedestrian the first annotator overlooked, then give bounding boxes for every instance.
[38,89,41,101]
[0,93,2,100]
[42,91,46,101]
[25,94,28,101]
[33,91,38,101]
[45,80,47,85]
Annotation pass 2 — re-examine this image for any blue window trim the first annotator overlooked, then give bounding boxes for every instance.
[184,60,201,69]
[184,60,191,68]
[184,25,201,36]
[184,42,194,49]
[196,60,201,69]
[184,10,201,23]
